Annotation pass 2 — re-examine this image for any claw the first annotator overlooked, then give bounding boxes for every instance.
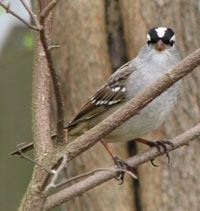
[150,159,159,167]
[112,156,136,184]
[113,156,131,169]
[115,173,125,185]
[148,140,174,166]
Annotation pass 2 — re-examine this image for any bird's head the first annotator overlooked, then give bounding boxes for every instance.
[147,27,175,52]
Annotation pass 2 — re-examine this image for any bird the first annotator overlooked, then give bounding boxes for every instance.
[11,27,181,168]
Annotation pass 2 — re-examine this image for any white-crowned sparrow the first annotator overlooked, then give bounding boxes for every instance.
[68,27,180,141]
[11,27,181,162]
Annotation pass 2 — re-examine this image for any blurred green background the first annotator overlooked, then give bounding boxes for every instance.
[0,26,33,210]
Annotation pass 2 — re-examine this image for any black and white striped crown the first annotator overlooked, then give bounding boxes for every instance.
[147,27,175,46]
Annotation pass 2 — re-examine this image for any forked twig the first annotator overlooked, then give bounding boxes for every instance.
[44,154,68,192]
[20,0,42,30]
[0,0,65,146]
[0,2,41,31]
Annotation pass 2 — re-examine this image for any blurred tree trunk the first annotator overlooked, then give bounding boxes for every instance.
[51,0,200,210]
[120,0,200,210]
[52,0,135,210]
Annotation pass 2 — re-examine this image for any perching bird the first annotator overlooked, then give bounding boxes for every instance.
[11,27,181,166]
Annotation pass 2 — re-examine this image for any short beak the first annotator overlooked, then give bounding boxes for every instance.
[154,40,166,51]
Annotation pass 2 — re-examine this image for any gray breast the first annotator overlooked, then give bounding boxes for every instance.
[105,49,181,143]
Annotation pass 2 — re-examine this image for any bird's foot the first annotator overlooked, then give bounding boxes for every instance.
[112,156,136,184]
[148,140,174,167]
[113,156,132,170]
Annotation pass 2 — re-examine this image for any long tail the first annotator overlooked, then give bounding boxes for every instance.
[10,127,68,156]
[10,142,34,156]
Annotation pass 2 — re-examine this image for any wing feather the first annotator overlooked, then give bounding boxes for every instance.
[68,60,135,129]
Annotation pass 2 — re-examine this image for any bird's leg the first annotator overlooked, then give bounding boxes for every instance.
[100,141,115,158]
[133,138,174,167]
[100,141,136,183]
[101,141,130,168]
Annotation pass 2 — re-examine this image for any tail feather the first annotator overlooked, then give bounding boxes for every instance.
[10,127,68,156]
[10,142,34,156]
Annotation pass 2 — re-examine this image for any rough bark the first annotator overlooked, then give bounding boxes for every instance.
[18,1,55,210]
[52,0,135,210]
[120,0,200,210]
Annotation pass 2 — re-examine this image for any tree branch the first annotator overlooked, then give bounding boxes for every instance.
[37,0,65,144]
[9,0,64,210]
[40,0,59,18]
[20,0,42,30]
[0,1,42,31]
[53,167,136,190]
[39,47,200,209]
[44,123,200,210]
[10,47,200,160]
[39,15,65,144]
[56,47,200,161]
[3,1,200,209]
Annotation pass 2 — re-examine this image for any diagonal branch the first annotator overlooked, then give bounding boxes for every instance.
[44,123,200,210]
[57,47,200,161]
[53,167,137,190]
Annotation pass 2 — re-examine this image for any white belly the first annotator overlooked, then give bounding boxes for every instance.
[105,83,180,143]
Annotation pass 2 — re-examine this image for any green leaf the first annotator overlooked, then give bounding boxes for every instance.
[23,32,33,51]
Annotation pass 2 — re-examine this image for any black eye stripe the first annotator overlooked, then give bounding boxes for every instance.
[147,27,175,45]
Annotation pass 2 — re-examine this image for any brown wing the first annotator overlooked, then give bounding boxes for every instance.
[67,61,135,129]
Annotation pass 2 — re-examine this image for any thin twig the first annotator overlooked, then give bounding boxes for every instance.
[0,2,41,31]
[48,45,61,51]
[20,0,42,30]
[45,154,68,192]
[1,0,65,149]
[18,149,53,174]
[54,167,137,190]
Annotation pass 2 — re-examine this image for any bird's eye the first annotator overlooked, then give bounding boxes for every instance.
[147,41,151,45]
[169,40,174,46]
[169,35,175,46]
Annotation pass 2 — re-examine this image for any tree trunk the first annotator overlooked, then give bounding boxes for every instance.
[52,0,135,210]
[120,0,200,210]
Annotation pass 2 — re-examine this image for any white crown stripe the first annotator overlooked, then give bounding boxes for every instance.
[155,27,167,38]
